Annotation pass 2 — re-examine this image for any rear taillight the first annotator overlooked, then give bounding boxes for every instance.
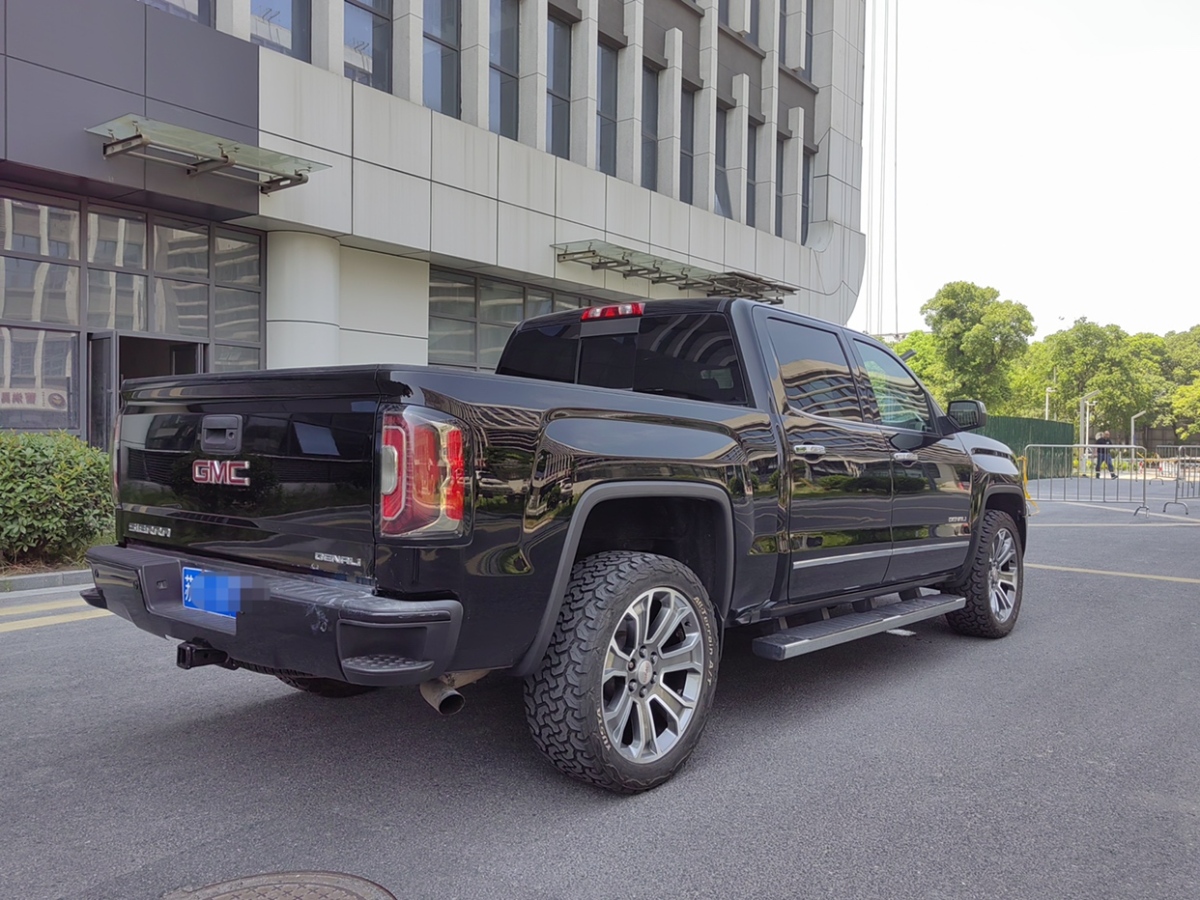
[379,407,469,537]
[582,302,644,321]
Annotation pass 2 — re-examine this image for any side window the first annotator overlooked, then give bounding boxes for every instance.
[853,340,934,432]
[767,320,862,420]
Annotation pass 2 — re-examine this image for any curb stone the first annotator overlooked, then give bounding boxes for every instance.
[0,569,93,593]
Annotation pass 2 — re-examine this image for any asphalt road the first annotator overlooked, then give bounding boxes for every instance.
[3,500,1198,900]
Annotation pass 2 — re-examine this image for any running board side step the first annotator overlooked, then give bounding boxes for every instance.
[751,593,967,661]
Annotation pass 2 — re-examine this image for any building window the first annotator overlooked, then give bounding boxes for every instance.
[490,0,520,139]
[801,151,813,244]
[252,1,311,61]
[642,66,659,191]
[746,123,758,227]
[718,0,730,27]
[714,109,732,219]
[428,270,591,371]
[748,0,760,46]
[597,44,619,176]
[778,0,787,59]
[547,17,572,159]
[140,0,214,25]
[680,88,696,205]
[775,136,785,237]
[424,0,461,117]
[345,0,392,92]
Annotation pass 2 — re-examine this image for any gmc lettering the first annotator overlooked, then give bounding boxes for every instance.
[192,460,251,487]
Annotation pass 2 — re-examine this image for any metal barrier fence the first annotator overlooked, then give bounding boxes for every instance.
[1163,457,1200,514]
[1023,444,1150,514]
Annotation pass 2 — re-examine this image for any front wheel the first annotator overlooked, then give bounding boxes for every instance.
[945,509,1023,638]
[524,551,720,793]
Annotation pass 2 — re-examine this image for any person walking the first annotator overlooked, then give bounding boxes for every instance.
[1095,430,1116,478]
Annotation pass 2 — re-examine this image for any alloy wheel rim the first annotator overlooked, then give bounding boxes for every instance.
[601,586,706,764]
[988,527,1020,623]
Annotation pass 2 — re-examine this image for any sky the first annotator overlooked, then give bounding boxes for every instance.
[848,0,1200,340]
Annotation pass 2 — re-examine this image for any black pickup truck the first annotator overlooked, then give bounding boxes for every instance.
[86,298,1026,793]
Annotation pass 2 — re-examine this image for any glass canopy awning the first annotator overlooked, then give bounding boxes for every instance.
[86,114,329,194]
[552,240,795,302]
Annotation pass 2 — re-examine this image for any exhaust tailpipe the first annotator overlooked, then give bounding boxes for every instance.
[418,669,491,716]
[420,680,466,716]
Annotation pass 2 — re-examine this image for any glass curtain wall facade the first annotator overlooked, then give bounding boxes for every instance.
[428,271,594,371]
[0,187,264,436]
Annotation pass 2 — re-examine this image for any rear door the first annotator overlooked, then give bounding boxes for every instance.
[849,339,973,583]
[757,313,895,601]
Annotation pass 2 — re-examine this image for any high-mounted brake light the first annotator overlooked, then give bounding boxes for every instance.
[379,407,469,538]
[582,302,644,321]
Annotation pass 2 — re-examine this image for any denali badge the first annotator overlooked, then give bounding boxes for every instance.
[314,552,363,568]
[129,522,171,538]
[192,459,250,486]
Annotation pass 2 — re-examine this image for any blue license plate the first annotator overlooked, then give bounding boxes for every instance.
[182,566,240,619]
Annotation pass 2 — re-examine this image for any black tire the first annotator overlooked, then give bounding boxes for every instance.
[524,551,720,794]
[945,509,1023,638]
[276,675,377,698]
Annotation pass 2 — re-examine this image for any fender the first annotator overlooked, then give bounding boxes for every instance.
[509,480,735,677]
[966,481,1028,564]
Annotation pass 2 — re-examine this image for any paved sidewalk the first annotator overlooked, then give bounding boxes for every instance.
[0,568,92,596]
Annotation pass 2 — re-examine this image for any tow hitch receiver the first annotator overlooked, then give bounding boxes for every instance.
[176,641,234,670]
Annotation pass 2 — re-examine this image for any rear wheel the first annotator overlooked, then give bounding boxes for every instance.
[945,509,1023,638]
[524,551,720,793]
[276,675,377,698]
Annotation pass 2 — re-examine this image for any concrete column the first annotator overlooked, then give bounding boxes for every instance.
[728,74,750,223]
[460,0,489,127]
[570,0,600,166]
[265,232,341,369]
[757,0,782,232]
[519,0,548,149]
[784,0,804,70]
[780,106,804,242]
[394,0,423,103]
[694,0,719,212]
[216,0,252,41]
[728,0,751,35]
[658,27,683,200]
[616,0,645,184]
[310,0,343,76]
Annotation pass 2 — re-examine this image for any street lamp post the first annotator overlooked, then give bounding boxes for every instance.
[1130,410,1147,449]
[1078,390,1100,476]
[1045,386,1055,420]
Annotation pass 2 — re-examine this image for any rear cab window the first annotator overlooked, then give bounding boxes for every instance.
[498,311,749,406]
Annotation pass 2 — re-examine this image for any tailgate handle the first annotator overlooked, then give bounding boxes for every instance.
[200,415,243,454]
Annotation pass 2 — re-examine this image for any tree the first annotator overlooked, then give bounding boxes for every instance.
[1171,378,1200,441]
[891,330,949,404]
[918,281,1035,410]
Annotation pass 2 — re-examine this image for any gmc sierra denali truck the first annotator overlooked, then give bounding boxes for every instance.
[85,298,1026,793]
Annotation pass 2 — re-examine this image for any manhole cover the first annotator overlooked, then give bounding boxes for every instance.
[163,871,397,900]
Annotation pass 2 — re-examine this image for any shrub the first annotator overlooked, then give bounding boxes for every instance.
[0,431,113,567]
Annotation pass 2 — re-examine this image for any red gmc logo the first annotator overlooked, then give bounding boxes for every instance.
[192,460,251,487]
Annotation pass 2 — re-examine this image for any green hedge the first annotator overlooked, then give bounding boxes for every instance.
[0,431,113,566]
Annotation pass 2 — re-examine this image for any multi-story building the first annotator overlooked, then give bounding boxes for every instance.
[0,0,866,448]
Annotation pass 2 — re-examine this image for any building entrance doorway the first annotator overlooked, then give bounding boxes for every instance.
[87,334,203,451]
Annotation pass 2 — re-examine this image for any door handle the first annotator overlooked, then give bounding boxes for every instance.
[892,452,919,464]
[793,444,827,457]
